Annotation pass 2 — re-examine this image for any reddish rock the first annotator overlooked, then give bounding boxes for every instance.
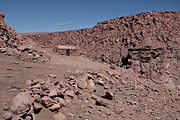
[10,92,34,115]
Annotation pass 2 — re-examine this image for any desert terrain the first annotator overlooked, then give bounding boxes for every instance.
[0,11,180,120]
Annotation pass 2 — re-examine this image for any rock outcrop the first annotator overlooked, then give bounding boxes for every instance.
[0,12,50,62]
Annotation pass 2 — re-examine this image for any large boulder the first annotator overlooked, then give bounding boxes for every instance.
[11,92,34,115]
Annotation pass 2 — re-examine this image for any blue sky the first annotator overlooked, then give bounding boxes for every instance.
[0,0,180,32]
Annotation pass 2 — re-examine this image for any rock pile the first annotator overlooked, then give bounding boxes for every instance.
[0,12,50,62]
[3,68,180,120]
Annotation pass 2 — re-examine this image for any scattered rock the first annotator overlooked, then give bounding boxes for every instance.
[77,80,87,90]
[75,72,88,89]
[95,99,108,107]
[14,62,19,64]
[6,68,13,71]
[26,79,39,86]
[49,66,53,69]
[39,79,46,85]
[101,91,113,100]
[67,113,74,117]
[5,75,11,78]
[40,96,54,108]
[65,90,74,98]
[0,48,7,53]
[75,91,84,100]
[48,89,58,98]
[56,90,64,98]
[33,94,41,102]
[17,45,33,52]
[4,48,15,56]
[88,79,95,89]
[33,102,43,114]
[64,70,74,80]
[24,115,31,120]
[52,80,59,86]
[2,112,13,120]
[91,94,98,100]
[110,65,116,69]
[49,104,61,112]
[106,70,114,76]
[2,105,10,111]
[26,66,32,69]
[96,79,104,86]
[48,74,57,78]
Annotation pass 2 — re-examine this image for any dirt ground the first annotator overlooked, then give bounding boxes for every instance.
[0,54,108,120]
[0,53,180,120]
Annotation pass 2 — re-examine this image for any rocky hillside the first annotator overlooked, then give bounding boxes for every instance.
[0,12,50,62]
[23,11,180,82]
[0,11,179,120]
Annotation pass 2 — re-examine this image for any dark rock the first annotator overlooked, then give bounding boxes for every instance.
[101,91,114,100]
[75,91,84,100]
[33,102,43,114]
[95,99,108,107]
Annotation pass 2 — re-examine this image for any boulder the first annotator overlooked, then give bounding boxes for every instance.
[49,104,61,112]
[74,72,88,90]
[40,96,54,108]
[11,92,34,115]
[48,89,58,98]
